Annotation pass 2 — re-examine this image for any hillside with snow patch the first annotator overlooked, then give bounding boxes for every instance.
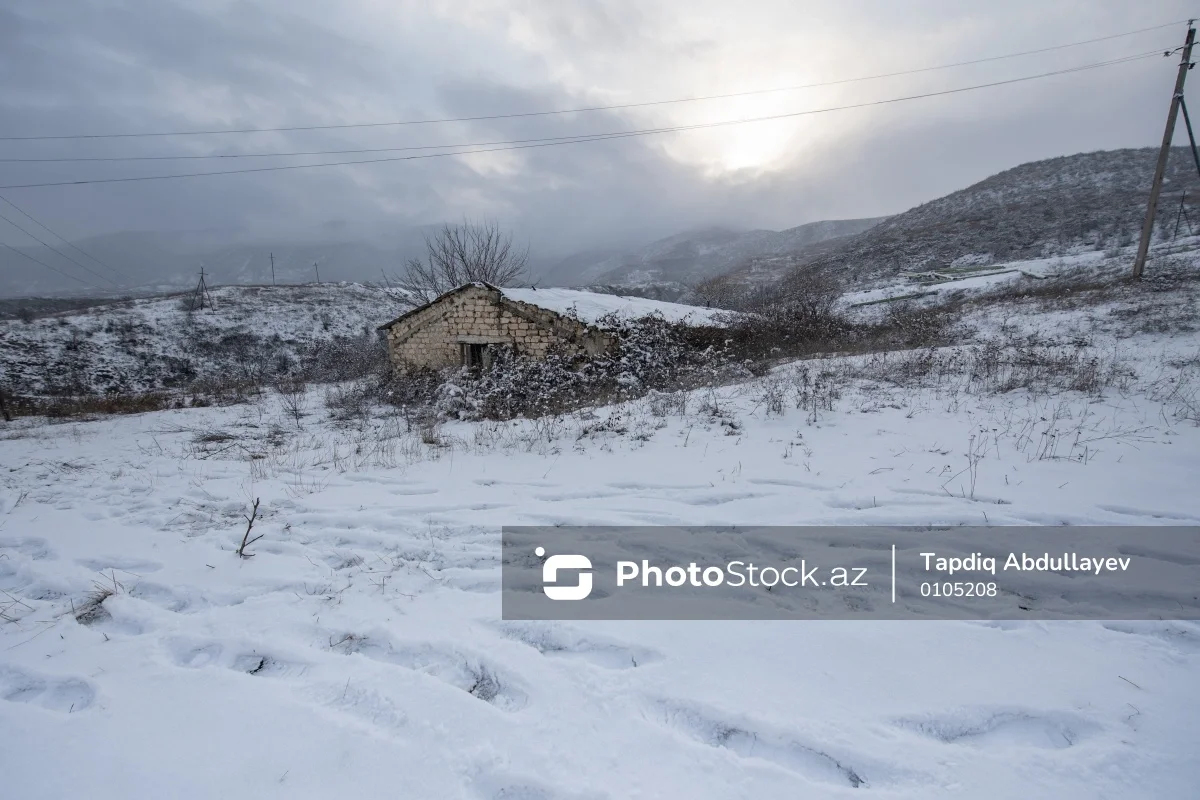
[730,147,1200,290]
[0,282,411,396]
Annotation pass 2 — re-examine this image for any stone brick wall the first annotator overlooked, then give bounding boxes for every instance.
[382,285,615,371]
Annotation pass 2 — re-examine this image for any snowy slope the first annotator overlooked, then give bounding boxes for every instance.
[1,306,1198,798]
[787,147,1200,285]
[0,282,412,396]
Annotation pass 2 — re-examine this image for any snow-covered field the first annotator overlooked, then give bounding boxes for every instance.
[3,302,1199,798]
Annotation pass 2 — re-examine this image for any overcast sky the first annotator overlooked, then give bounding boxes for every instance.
[0,0,1196,257]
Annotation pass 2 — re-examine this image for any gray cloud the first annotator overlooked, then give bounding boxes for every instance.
[0,0,1194,275]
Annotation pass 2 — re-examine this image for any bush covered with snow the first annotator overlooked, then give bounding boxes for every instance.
[361,289,979,423]
[407,313,742,421]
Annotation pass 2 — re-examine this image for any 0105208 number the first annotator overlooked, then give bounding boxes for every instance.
[920,582,998,598]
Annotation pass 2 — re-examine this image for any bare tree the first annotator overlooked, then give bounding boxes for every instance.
[692,274,747,310]
[401,219,528,303]
[754,267,843,321]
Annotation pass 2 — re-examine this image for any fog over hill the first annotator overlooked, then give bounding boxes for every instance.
[4,148,1194,300]
[0,228,436,298]
[0,216,885,299]
[538,217,888,291]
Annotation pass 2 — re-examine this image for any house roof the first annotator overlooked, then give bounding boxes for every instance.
[497,287,730,327]
[377,282,730,332]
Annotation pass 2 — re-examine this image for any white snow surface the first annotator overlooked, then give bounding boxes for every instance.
[2,325,1199,798]
[838,250,1111,309]
[499,287,729,327]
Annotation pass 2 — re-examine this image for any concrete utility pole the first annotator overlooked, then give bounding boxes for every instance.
[269,252,276,286]
[1133,21,1196,279]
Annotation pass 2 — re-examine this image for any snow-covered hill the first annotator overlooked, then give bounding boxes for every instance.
[0,283,412,396]
[755,147,1200,287]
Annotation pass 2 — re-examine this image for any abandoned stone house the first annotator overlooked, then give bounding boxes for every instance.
[377,282,723,372]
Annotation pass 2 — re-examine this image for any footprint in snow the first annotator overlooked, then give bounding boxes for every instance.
[332,635,528,711]
[165,638,307,677]
[126,581,210,614]
[1100,621,1200,653]
[0,666,96,713]
[0,537,55,561]
[494,621,663,670]
[893,707,1100,749]
[470,770,610,800]
[76,556,163,574]
[646,698,908,789]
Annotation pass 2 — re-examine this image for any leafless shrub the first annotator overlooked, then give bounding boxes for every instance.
[647,389,688,417]
[691,389,742,435]
[756,373,787,416]
[940,431,989,499]
[276,379,308,426]
[790,365,843,423]
[1146,350,1200,425]
[1176,390,1200,425]
[875,301,960,349]
[844,332,1136,397]
[299,334,389,384]
[324,380,373,422]
[414,410,443,446]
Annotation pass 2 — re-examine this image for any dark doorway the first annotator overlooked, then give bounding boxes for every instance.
[462,343,486,368]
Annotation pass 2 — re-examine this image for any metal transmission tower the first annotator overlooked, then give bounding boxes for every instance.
[188,267,216,311]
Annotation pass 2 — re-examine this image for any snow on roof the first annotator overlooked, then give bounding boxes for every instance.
[498,287,729,327]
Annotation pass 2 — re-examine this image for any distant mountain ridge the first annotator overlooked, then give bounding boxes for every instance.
[540,217,889,289]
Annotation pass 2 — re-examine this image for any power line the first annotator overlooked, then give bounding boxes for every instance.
[0,50,1163,191]
[0,239,102,289]
[0,20,1186,143]
[0,208,122,285]
[0,137,636,162]
[0,193,133,280]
